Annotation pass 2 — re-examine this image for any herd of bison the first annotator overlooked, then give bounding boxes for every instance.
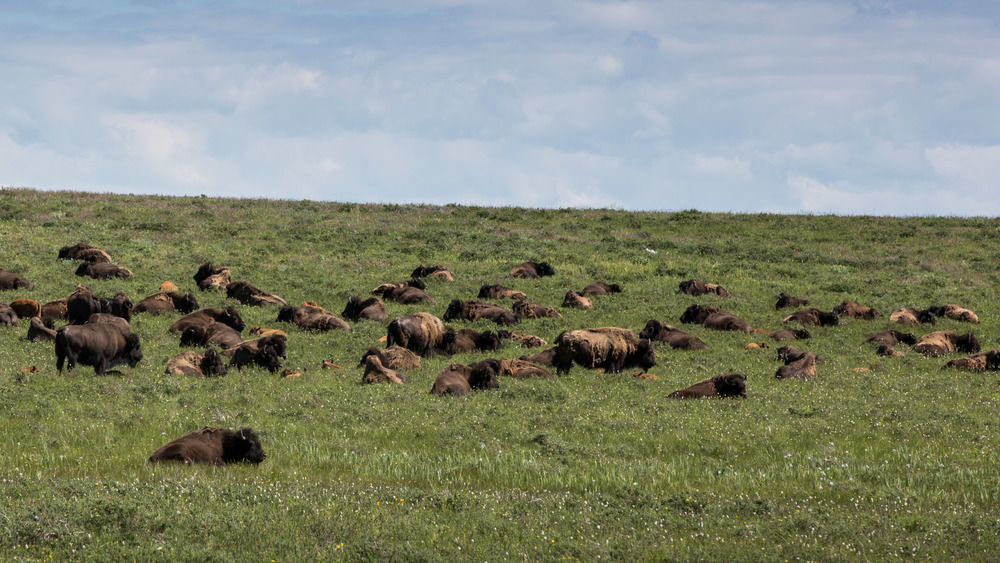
[0,242,992,466]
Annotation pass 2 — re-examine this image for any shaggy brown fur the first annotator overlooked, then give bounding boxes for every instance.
[169,306,245,333]
[862,330,917,348]
[928,304,980,323]
[889,307,935,326]
[28,316,57,341]
[781,308,839,327]
[359,346,422,371]
[410,265,455,281]
[341,296,388,322]
[386,312,446,356]
[276,302,351,332]
[877,344,904,357]
[554,327,656,374]
[478,284,527,300]
[40,299,68,323]
[775,346,818,380]
[430,359,501,396]
[166,348,228,378]
[361,355,408,384]
[55,322,142,374]
[519,347,558,366]
[193,263,232,291]
[180,322,243,350]
[498,358,554,379]
[443,299,517,326]
[149,426,266,465]
[9,298,40,319]
[382,285,436,305]
[439,328,504,355]
[512,299,562,320]
[775,292,809,309]
[371,278,426,295]
[510,261,555,279]
[133,291,199,315]
[833,300,881,320]
[562,290,593,309]
[500,330,547,348]
[58,242,111,263]
[943,350,1000,372]
[225,334,287,372]
[0,303,19,326]
[75,262,132,279]
[678,279,730,298]
[679,304,723,324]
[581,281,623,297]
[226,280,286,306]
[638,320,708,350]
[668,373,747,398]
[912,331,981,357]
[0,269,35,290]
[770,328,811,341]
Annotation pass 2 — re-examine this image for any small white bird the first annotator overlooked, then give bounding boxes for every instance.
[644,247,657,254]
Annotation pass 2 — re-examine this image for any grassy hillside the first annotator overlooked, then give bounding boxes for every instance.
[2,188,999,561]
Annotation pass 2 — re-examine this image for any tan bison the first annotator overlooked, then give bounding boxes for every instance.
[166,348,228,378]
[193,262,232,291]
[833,300,881,320]
[478,284,527,301]
[512,299,562,320]
[781,308,839,327]
[775,346,818,380]
[943,350,1000,372]
[562,290,593,309]
[410,264,455,281]
[358,346,422,372]
[678,279,729,298]
[553,327,656,374]
[889,307,935,326]
[386,312,446,357]
[912,331,980,357]
[497,358,554,379]
[361,355,408,384]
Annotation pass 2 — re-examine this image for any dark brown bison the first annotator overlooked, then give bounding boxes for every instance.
[943,350,1000,372]
[75,262,132,279]
[519,347,558,366]
[169,306,245,334]
[0,303,18,326]
[340,296,387,322]
[40,299,68,323]
[133,291,199,315]
[276,302,351,332]
[166,348,228,377]
[180,322,243,349]
[361,355,408,384]
[562,290,593,309]
[478,284,527,301]
[0,269,34,290]
[443,299,517,326]
[497,358,554,379]
[27,316,57,341]
[927,304,980,323]
[912,331,980,357]
[668,373,747,399]
[371,278,426,295]
[775,292,809,309]
[862,330,917,348]
[553,327,655,374]
[781,308,839,327]
[358,346,422,372]
[226,280,286,306]
[58,242,111,263]
[9,298,40,319]
[678,279,729,298]
[55,322,142,374]
[439,328,504,355]
[510,261,555,279]
[381,284,435,305]
[833,300,881,320]
[498,330,547,348]
[680,304,752,333]
[889,307,936,326]
[512,299,562,321]
[386,312,446,357]
[225,334,287,372]
[638,320,708,350]
[775,346,818,380]
[193,262,232,290]
[148,426,266,465]
[410,265,455,281]
[67,289,132,325]
[430,359,501,396]
[581,281,623,297]
[770,328,811,341]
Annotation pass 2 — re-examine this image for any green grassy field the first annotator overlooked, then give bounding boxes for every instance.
[1,188,999,561]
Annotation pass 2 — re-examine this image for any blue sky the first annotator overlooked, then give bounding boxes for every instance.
[2,1,999,214]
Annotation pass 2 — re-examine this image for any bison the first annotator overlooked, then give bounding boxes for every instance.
[943,350,1000,372]
[668,373,747,399]
[340,296,387,322]
[193,262,232,291]
[276,302,350,332]
[512,299,562,320]
[0,269,34,290]
[149,426,266,465]
[180,322,243,349]
[638,320,708,350]
[430,359,501,396]
[66,289,132,325]
[27,316,57,341]
[226,280,286,307]
[9,298,40,319]
[680,305,752,333]
[775,292,809,309]
[170,307,245,334]
[133,291,198,315]
[912,331,980,357]
[381,284,435,305]
[478,284,527,301]
[75,261,132,279]
[497,358,554,379]
[55,322,142,374]
[498,330,547,348]
[553,327,655,375]
[775,346,818,380]
[678,279,729,298]
[58,242,111,263]
[927,304,980,324]
[0,303,18,326]
[439,328,504,355]
[510,261,555,279]
[519,347,558,366]
[358,346,422,372]
[166,348,228,378]
[781,308,839,327]
[361,355,408,384]
[862,330,917,348]
[770,328,811,341]
[386,312,446,357]
[371,278,426,295]
[581,281,623,297]
[225,334,287,372]
[833,300,881,320]
[443,299,517,326]
[410,264,455,281]
[562,290,593,309]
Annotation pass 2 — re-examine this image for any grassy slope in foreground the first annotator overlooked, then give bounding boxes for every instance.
[1,188,999,561]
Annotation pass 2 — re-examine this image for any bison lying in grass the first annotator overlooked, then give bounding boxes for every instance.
[430,359,501,396]
[0,268,34,290]
[639,320,708,350]
[781,308,839,327]
[358,346,422,372]
[833,300,881,320]
[149,426,266,465]
[668,373,747,398]
[912,331,980,357]
[775,346,818,380]
[680,304,752,333]
[943,350,1000,372]
[678,279,729,298]
[553,327,655,375]
[341,296,387,322]
[166,348,228,378]
[277,302,351,332]
[133,291,199,315]
[361,355,408,384]
[227,280,287,306]
[193,262,231,290]
[775,292,809,309]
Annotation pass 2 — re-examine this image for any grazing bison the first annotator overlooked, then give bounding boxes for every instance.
[775,292,809,309]
[781,308,839,327]
[927,304,980,324]
[668,373,747,399]
[226,280,286,307]
[498,330,547,348]
[75,262,132,280]
[775,346,818,380]
[582,282,623,297]
[678,279,730,298]
[510,261,555,279]
[170,307,245,334]
[430,359,501,396]
[226,334,287,372]
[680,304,752,333]
[862,330,918,348]
[361,355,408,384]
[27,316,57,341]
[55,322,142,374]
[340,296,387,322]
[276,302,351,332]
[439,328,504,355]
[0,269,35,290]
[770,328,811,342]
[0,303,18,326]
[562,290,593,309]
[833,300,881,320]
[889,307,936,326]
[638,320,708,350]
[180,322,243,349]
[478,284,527,301]
[912,331,980,357]
[133,291,198,315]
[497,358,554,379]
[553,327,655,375]
[193,262,232,291]
[443,299,517,326]
[58,242,111,263]
[358,346,422,372]
[386,312,446,357]
[149,426,266,465]
[166,348,228,378]
[410,264,455,281]
[512,299,562,320]
[519,347,558,366]
[943,350,1000,372]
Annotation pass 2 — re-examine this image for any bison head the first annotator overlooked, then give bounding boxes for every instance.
[276,305,297,323]
[469,359,500,390]
[102,292,133,321]
[193,262,216,285]
[714,373,747,398]
[341,296,362,318]
[443,299,466,322]
[220,306,245,332]
[200,348,228,377]
[261,333,288,359]
[480,331,503,352]
[816,311,840,327]
[638,319,663,341]
[893,331,918,346]
[177,293,199,314]
[180,325,208,347]
[956,333,981,354]
[679,304,706,324]
[636,339,656,371]
[74,262,93,277]
[123,334,143,368]
[258,345,283,373]
[222,428,267,465]
[792,329,811,340]
[536,262,555,277]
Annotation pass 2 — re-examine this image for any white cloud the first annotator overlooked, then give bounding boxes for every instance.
[595,55,624,77]
[925,144,1000,190]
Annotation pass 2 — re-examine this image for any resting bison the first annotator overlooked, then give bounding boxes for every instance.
[149,426,266,465]
[40,298,70,323]
[497,358,554,379]
[58,242,111,263]
[0,269,34,290]
[75,261,132,279]
[372,278,426,295]
[553,327,655,374]
[678,279,729,298]
[27,316,57,341]
[638,320,708,350]
[775,292,809,309]
[889,307,936,326]
[781,308,839,327]
[358,346,422,372]
[381,284,435,305]
[226,280,286,306]
[927,304,980,323]
[0,303,18,326]
[193,262,232,290]
[55,322,142,374]
[340,296,387,322]
[9,299,40,319]
[430,359,501,396]
[170,307,245,334]
[443,299,517,326]
[439,328,504,355]
[478,284,527,301]
[166,348,228,378]
[361,355,408,384]
[225,334,287,372]
[833,300,881,320]
[775,346,818,380]
[133,291,199,315]
[67,289,132,325]
[562,290,593,309]
[512,299,562,320]
[770,328,811,342]
[912,331,980,357]
[519,347,558,366]
[943,350,1000,372]
[276,302,351,332]
[582,282,623,297]
[498,330,547,348]
[410,264,455,281]
[386,312,446,357]
[180,322,243,349]
[159,281,180,293]
[862,330,917,348]
[680,304,752,333]
[510,261,555,279]
[668,373,747,399]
